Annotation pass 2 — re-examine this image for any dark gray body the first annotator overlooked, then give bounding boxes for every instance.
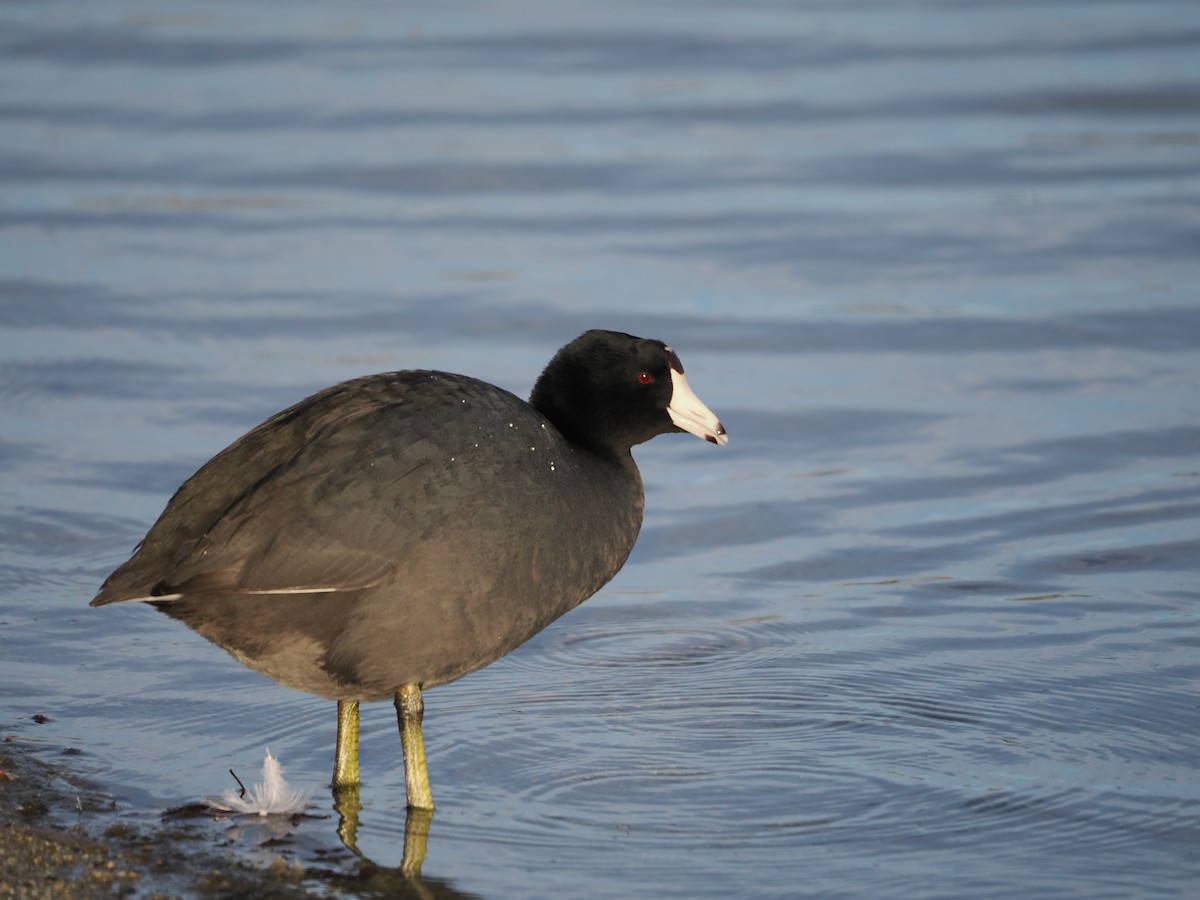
[94,370,644,701]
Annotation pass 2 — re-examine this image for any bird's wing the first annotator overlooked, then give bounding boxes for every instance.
[93,372,522,604]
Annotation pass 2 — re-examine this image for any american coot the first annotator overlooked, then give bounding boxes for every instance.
[92,330,727,811]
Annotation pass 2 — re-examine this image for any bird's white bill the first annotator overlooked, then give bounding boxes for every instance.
[667,367,729,445]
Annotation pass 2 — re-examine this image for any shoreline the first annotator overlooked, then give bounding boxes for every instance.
[0,733,312,899]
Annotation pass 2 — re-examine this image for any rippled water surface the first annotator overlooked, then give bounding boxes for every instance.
[2,2,1199,897]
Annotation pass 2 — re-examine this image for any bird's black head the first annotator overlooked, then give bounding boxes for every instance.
[530,330,727,457]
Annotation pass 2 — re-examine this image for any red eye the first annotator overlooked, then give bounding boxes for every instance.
[638,372,654,385]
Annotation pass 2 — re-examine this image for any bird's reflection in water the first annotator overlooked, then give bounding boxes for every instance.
[333,782,364,858]
[191,785,462,897]
[323,788,473,899]
[332,783,431,878]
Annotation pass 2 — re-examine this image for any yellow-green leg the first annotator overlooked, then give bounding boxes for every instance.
[333,699,360,788]
[395,683,434,810]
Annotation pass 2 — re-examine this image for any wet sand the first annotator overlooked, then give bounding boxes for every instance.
[1,733,310,899]
[1,729,474,898]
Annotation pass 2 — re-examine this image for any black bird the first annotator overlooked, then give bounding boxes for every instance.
[92,330,727,809]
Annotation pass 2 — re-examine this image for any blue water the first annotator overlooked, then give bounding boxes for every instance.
[2,2,1198,897]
